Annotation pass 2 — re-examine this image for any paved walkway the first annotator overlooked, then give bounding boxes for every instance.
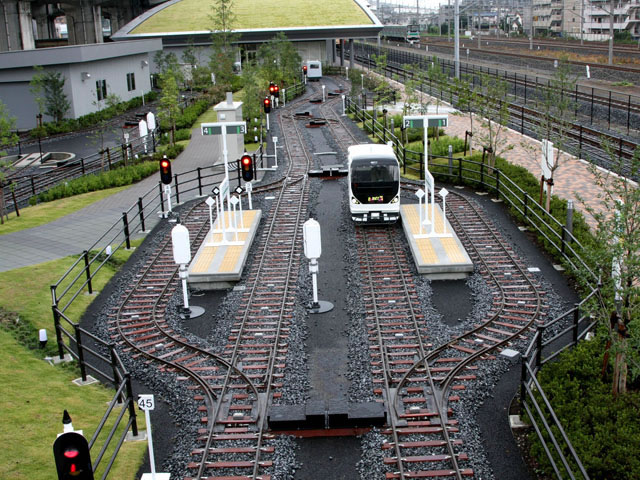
[0,121,222,272]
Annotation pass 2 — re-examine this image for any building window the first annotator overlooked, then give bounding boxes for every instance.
[96,79,107,101]
[126,73,136,92]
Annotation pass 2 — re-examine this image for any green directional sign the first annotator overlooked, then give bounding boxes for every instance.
[201,122,247,136]
[202,125,221,135]
[428,117,448,127]
[403,115,448,129]
[404,118,424,129]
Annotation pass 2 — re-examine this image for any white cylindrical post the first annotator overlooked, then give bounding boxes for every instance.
[145,408,156,478]
[283,89,286,107]
[266,113,270,131]
[322,85,326,102]
[205,196,214,243]
[164,184,172,214]
[273,137,278,168]
[361,74,364,90]
[246,182,253,210]
[346,66,349,79]
[311,258,319,307]
[342,95,346,116]
[180,266,189,310]
[439,188,449,235]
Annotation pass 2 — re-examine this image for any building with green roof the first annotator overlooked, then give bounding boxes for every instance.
[112,0,382,67]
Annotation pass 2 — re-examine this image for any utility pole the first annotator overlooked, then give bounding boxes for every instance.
[608,0,614,65]
[455,0,460,79]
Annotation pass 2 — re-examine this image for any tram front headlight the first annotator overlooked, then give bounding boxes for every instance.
[390,195,399,204]
[351,197,360,205]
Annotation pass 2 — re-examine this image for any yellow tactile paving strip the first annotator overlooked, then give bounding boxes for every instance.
[189,210,260,276]
[191,246,218,273]
[401,204,471,267]
[441,237,466,263]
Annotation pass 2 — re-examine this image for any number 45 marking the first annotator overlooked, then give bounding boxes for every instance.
[138,394,155,411]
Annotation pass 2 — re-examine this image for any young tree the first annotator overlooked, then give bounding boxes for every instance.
[532,58,578,211]
[473,73,512,167]
[91,91,124,169]
[157,72,180,146]
[370,52,394,106]
[209,0,239,88]
[0,101,19,224]
[154,51,184,86]
[403,63,430,116]
[29,65,70,124]
[454,73,480,152]
[577,145,640,397]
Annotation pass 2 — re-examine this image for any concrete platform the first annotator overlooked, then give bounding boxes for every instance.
[400,203,473,279]
[187,209,262,290]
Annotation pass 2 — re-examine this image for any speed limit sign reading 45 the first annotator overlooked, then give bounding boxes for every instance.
[138,394,155,411]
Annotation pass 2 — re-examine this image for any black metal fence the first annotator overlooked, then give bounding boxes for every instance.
[355,42,640,135]
[2,131,158,214]
[346,96,597,479]
[347,43,639,181]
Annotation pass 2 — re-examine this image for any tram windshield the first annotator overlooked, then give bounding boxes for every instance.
[350,158,399,204]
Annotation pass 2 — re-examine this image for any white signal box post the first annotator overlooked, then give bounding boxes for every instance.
[303,219,333,314]
[171,223,204,319]
[139,119,149,153]
[403,115,449,238]
[138,394,170,480]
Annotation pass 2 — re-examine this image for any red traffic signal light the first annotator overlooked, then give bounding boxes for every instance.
[273,84,279,98]
[302,65,308,75]
[269,82,276,95]
[159,156,172,185]
[263,97,271,114]
[241,154,253,181]
[53,432,94,480]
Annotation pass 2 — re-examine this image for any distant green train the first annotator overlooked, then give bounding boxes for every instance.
[381,24,421,45]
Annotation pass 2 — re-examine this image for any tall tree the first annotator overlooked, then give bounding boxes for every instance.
[0,100,19,224]
[577,145,640,397]
[257,32,302,87]
[209,0,239,88]
[29,66,70,124]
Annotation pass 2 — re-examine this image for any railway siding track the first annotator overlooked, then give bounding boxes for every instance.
[353,185,549,479]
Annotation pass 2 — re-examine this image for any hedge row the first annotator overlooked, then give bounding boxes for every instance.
[31,92,159,137]
[532,338,640,479]
[34,161,160,203]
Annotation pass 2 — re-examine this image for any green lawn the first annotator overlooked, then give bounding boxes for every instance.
[0,250,146,480]
[0,186,129,236]
[132,0,373,34]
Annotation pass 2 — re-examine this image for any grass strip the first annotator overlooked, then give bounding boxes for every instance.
[0,186,129,236]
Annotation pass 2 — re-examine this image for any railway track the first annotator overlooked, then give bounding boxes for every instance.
[423,36,640,61]
[352,186,548,479]
[106,85,317,478]
[104,74,556,479]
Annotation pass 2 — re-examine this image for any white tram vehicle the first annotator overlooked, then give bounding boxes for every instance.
[305,60,322,80]
[348,144,401,224]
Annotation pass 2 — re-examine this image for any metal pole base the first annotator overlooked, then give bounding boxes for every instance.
[179,305,205,320]
[308,300,334,314]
